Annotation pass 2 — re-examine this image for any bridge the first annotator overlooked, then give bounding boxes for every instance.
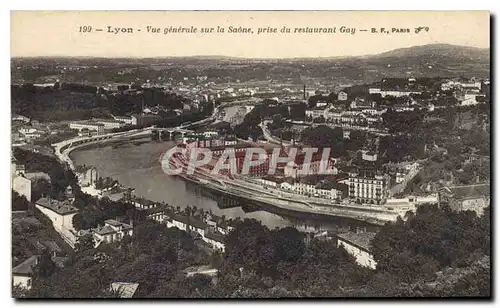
[150,127,194,141]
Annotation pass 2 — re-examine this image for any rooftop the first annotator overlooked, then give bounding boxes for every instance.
[12,255,67,276]
[105,219,133,229]
[445,183,490,200]
[337,232,377,252]
[205,231,226,243]
[35,197,79,215]
[110,282,140,298]
[133,197,156,207]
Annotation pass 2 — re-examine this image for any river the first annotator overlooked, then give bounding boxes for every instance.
[69,104,377,232]
[70,140,294,229]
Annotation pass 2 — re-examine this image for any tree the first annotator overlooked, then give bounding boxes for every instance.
[12,190,30,211]
[32,249,57,279]
[75,234,95,254]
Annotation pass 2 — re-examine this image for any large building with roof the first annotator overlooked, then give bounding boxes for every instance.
[184,141,335,178]
[35,197,80,232]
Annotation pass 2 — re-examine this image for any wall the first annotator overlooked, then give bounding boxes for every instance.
[35,205,77,232]
[13,176,32,201]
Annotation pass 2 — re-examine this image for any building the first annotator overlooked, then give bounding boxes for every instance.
[19,127,43,140]
[165,212,228,252]
[93,118,126,130]
[110,282,140,298]
[337,232,377,269]
[35,197,79,232]
[146,207,167,223]
[93,219,134,245]
[131,197,158,210]
[350,98,376,110]
[12,174,32,201]
[337,91,348,101]
[368,88,422,98]
[75,166,99,187]
[131,114,161,127]
[348,162,388,205]
[438,184,490,216]
[112,115,136,125]
[204,231,226,252]
[12,255,67,290]
[166,213,189,231]
[12,114,31,123]
[187,218,209,238]
[69,121,105,135]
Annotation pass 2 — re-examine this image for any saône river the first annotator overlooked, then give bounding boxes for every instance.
[70,105,377,232]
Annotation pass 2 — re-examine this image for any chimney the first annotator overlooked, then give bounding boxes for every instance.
[303,84,306,100]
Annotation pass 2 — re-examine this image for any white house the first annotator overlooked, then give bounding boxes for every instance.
[337,91,348,101]
[204,231,226,252]
[93,219,134,245]
[35,197,79,232]
[132,197,158,210]
[337,232,377,269]
[368,88,422,98]
[166,214,189,231]
[12,174,32,202]
[69,121,105,135]
[146,208,166,223]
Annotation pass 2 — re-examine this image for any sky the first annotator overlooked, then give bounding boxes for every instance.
[11,11,490,58]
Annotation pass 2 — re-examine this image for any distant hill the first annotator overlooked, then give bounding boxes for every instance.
[11,44,491,84]
[372,43,489,61]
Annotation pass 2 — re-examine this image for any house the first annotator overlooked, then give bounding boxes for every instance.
[12,174,32,202]
[110,282,140,298]
[438,184,490,216]
[368,88,422,98]
[337,232,377,269]
[350,98,375,110]
[166,213,189,231]
[93,219,134,245]
[12,255,67,290]
[187,218,209,238]
[146,207,166,223]
[216,220,235,235]
[69,121,105,135]
[35,197,79,232]
[75,165,99,187]
[204,231,226,252]
[132,197,158,210]
[337,91,348,101]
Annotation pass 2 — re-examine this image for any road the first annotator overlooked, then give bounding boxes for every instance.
[171,151,400,225]
[259,120,292,146]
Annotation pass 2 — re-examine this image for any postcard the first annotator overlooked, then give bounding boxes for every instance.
[11,11,490,299]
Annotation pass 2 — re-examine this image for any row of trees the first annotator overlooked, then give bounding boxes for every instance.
[17,203,490,298]
[11,83,199,121]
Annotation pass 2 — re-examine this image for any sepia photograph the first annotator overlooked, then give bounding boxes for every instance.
[9,10,491,299]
